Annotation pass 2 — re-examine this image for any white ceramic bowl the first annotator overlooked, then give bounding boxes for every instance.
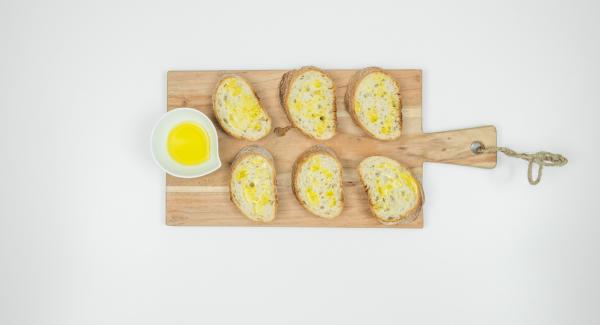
[151,108,221,178]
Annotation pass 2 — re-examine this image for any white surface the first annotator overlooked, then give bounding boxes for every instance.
[0,0,599,324]
[151,108,221,178]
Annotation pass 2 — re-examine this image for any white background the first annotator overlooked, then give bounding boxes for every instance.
[1,0,599,324]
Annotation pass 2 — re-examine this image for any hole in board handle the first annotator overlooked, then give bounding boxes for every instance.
[471,141,484,154]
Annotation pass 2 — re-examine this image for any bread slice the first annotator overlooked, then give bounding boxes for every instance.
[358,156,423,225]
[279,66,336,140]
[345,67,402,140]
[292,145,344,219]
[230,145,277,222]
[213,74,272,140]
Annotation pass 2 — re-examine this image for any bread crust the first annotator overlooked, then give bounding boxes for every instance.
[291,145,344,219]
[344,67,402,141]
[278,66,337,140]
[212,74,272,141]
[229,145,278,222]
[357,156,423,225]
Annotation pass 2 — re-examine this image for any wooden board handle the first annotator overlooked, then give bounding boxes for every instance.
[417,125,497,168]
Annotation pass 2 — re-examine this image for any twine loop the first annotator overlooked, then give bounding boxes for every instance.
[473,144,568,185]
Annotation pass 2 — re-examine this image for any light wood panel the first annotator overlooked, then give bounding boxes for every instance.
[166,70,496,227]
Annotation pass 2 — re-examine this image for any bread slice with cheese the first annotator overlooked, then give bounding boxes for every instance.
[292,145,344,219]
[230,145,277,222]
[213,74,272,141]
[345,67,402,140]
[279,66,336,140]
[358,156,423,224]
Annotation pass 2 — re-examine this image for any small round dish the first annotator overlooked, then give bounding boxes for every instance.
[151,108,221,178]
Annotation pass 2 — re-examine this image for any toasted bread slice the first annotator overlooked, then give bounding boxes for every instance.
[292,145,344,219]
[358,156,423,224]
[230,145,277,222]
[279,66,336,140]
[345,67,402,140]
[213,75,272,140]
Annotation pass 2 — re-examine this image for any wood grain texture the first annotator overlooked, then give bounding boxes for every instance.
[166,70,497,227]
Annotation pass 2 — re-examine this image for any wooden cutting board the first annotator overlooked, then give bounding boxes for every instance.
[166,70,496,228]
